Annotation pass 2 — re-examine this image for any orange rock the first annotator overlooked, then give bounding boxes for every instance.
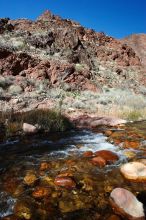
[54,176,76,189]
[91,156,106,168]
[24,172,37,185]
[124,140,140,149]
[32,186,50,198]
[83,151,93,157]
[94,150,119,164]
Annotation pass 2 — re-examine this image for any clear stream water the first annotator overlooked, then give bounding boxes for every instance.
[0,127,145,219]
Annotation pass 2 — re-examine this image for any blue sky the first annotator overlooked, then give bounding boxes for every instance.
[0,0,145,38]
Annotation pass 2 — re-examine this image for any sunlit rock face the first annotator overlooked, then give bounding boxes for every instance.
[110,188,145,220]
[122,34,146,72]
[0,10,145,94]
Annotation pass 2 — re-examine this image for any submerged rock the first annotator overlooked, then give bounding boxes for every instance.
[83,151,93,157]
[94,150,119,164]
[14,200,33,220]
[23,171,37,185]
[91,156,106,168]
[110,188,145,220]
[54,176,76,189]
[120,162,146,182]
[32,186,51,198]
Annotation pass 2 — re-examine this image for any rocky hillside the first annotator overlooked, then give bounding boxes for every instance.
[0,10,145,98]
[122,34,146,72]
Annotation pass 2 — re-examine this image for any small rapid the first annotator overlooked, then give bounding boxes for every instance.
[0,129,126,218]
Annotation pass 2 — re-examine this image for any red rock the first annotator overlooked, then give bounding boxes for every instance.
[54,176,76,189]
[32,186,50,198]
[94,150,119,164]
[122,34,146,71]
[110,188,145,220]
[83,151,93,157]
[0,10,144,97]
[91,156,106,167]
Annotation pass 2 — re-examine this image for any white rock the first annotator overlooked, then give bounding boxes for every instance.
[110,188,145,219]
[120,162,146,182]
[23,123,38,134]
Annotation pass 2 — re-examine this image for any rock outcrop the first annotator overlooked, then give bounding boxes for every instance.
[122,34,146,72]
[0,10,145,95]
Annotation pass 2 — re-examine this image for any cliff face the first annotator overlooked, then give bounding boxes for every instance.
[0,11,145,95]
[122,34,146,72]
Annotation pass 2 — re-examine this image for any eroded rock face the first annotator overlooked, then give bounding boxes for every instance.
[0,10,145,94]
[122,34,146,72]
[110,188,145,220]
[120,162,146,182]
